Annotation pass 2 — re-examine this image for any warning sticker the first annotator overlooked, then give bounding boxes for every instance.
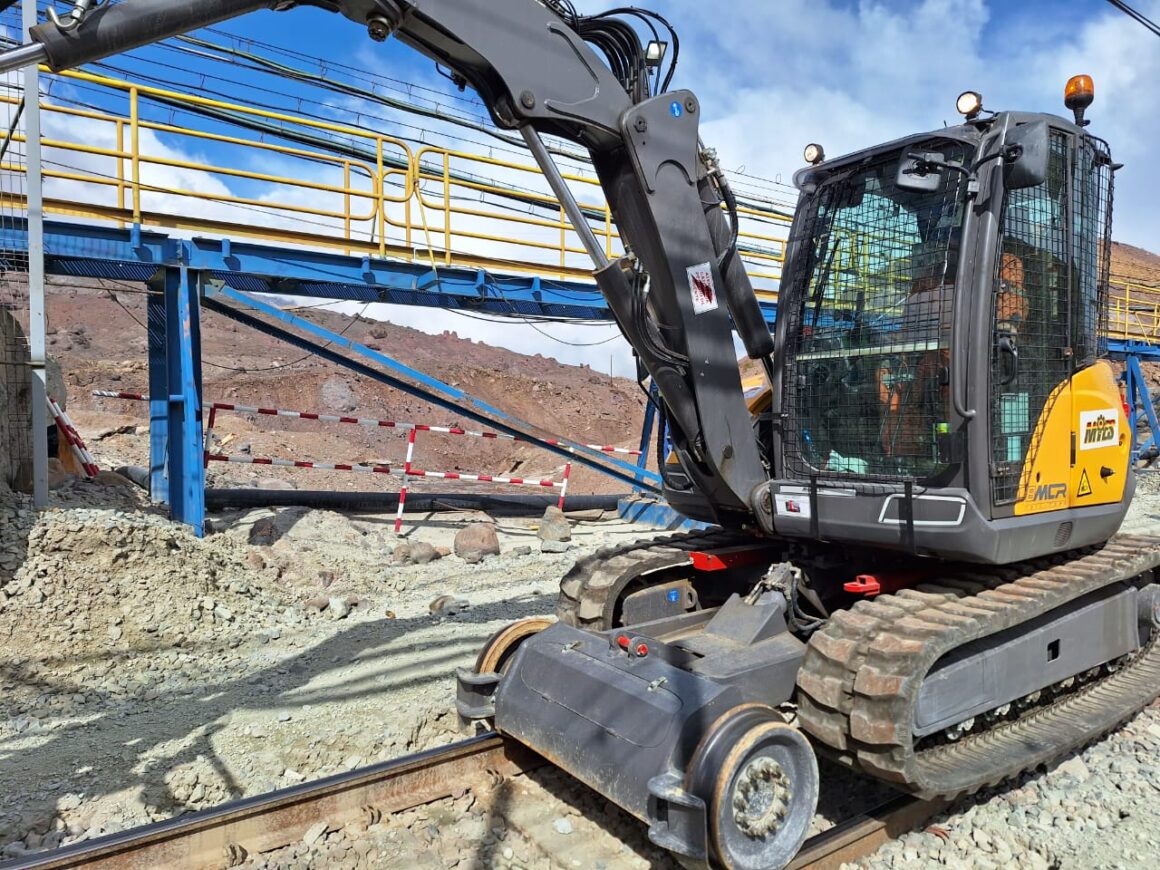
[1077,468,1093,498]
[687,261,718,314]
[774,493,811,518]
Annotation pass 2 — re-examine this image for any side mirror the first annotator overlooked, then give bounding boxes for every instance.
[896,151,944,192]
[1003,120,1049,190]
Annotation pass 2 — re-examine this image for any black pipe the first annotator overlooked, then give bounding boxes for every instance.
[206,488,626,515]
[30,0,279,72]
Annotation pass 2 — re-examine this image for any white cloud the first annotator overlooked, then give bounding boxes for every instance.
[666,0,1160,250]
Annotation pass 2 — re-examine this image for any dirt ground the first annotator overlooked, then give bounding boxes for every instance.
[2,468,1160,865]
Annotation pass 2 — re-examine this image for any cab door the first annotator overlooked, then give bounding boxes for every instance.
[990,129,1074,516]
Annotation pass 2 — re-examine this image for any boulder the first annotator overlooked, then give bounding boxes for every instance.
[537,506,572,543]
[392,542,412,565]
[454,522,500,562]
[409,541,440,564]
[90,470,136,489]
[248,518,279,546]
[46,458,71,490]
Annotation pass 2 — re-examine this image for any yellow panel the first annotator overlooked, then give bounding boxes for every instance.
[1013,360,1128,516]
[1069,361,1130,508]
[742,375,772,414]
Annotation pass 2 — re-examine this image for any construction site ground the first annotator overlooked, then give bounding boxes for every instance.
[1,471,1160,869]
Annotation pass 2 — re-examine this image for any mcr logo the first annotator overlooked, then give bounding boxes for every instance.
[1032,482,1067,502]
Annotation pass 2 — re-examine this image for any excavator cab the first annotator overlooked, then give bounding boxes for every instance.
[765,95,1127,564]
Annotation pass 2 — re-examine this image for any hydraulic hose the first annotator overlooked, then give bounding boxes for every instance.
[28,0,279,73]
[698,172,775,359]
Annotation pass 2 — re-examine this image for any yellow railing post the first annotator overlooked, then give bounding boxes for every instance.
[559,204,567,270]
[115,119,125,225]
[343,161,351,256]
[376,137,386,258]
[604,205,613,259]
[129,87,141,223]
[442,153,452,265]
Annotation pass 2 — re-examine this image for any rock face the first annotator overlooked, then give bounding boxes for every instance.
[454,523,500,563]
[0,310,34,491]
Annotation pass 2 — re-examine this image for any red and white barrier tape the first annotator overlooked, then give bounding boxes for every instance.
[395,428,418,533]
[97,390,575,526]
[48,397,99,478]
[93,392,642,456]
[204,454,396,474]
[404,468,563,488]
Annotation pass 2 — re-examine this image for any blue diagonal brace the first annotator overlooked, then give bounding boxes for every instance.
[201,283,661,491]
[1124,355,1159,461]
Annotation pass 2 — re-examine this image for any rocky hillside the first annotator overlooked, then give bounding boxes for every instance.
[43,279,649,495]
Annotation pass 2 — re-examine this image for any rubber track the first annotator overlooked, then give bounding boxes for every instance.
[796,533,1160,798]
[555,528,755,629]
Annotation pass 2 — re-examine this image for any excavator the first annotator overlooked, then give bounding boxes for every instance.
[4,2,1159,867]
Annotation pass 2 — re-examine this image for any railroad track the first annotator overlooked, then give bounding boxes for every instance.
[0,734,942,870]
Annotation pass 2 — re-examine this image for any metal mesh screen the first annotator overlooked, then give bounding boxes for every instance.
[988,129,1110,506]
[1073,134,1114,365]
[782,138,971,483]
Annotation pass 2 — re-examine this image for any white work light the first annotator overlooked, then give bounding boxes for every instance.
[956,90,983,119]
[645,40,668,68]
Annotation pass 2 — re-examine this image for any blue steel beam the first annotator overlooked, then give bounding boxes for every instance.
[1107,340,1160,362]
[202,283,662,491]
[0,219,781,325]
[146,270,170,504]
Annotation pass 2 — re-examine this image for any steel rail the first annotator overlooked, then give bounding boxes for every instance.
[791,795,947,869]
[0,731,943,870]
[0,735,539,870]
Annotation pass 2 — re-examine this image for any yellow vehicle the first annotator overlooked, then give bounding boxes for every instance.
[7,4,1157,868]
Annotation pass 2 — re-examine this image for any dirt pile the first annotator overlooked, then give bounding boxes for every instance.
[0,499,288,661]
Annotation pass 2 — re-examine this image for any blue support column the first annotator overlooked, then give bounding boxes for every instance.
[145,264,205,535]
[1124,355,1159,462]
[146,270,170,504]
[634,381,658,493]
[167,264,205,536]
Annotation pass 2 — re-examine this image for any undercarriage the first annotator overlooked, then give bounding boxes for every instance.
[457,531,1160,868]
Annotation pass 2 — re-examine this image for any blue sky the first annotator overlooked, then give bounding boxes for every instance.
[12,0,1160,373]
[184,0,1158,250]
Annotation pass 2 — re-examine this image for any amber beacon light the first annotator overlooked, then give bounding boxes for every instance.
[1065,74,1095,126]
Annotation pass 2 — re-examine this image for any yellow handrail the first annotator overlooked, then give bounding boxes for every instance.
[0,68,792,287]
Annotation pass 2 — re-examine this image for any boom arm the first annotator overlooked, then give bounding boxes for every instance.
[4,0,776,523]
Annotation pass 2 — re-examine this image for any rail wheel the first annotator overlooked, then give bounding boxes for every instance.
[685,704,819,870]
[474,616,555,676]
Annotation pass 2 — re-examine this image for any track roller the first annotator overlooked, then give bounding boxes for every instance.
[685,704,819,870]
[457,617,554,725]
[475,616,556,675]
